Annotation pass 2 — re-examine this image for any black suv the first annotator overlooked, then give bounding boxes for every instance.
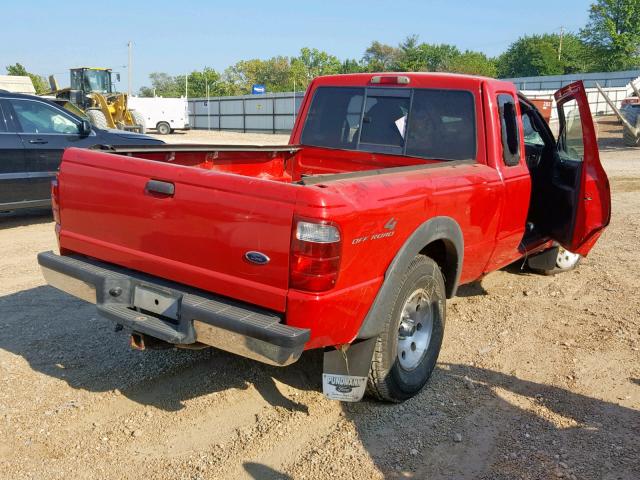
[0,91,164,211]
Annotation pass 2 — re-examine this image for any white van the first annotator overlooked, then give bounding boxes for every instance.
[128,97,190,134]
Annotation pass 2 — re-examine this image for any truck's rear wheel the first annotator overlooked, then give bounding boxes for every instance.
[156,121,171,135]
[85,109,108,130]
[367,255,445,402]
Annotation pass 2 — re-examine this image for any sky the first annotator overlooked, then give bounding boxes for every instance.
[0,0,592,92]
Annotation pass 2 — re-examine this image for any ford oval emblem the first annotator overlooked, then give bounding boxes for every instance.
[245,251,270,265]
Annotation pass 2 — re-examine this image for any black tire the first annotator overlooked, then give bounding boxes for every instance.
[130,110,146,134]
[85,109,108,130]
[367,255,446,402]
[156,122,171,135]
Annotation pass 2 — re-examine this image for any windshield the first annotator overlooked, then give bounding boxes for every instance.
[300,86,476,161]
[71,69,112,94]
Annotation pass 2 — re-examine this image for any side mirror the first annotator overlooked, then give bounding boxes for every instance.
[80,119,92,136]
[116,73,121,82]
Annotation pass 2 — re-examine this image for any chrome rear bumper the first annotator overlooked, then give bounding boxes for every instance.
[38,251,309,366]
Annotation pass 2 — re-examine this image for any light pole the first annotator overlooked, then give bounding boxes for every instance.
[206,82,210,131]
[127,41,132,97]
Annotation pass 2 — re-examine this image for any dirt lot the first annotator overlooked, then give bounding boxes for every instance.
[1,120,638,480]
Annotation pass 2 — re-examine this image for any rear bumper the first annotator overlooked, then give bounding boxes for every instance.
[37,251,309,366]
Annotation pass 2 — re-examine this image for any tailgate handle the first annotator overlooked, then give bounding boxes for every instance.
[145,180,175,197]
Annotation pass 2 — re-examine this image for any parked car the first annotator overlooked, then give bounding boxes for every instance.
[38,73,610,403]
[0,91,164,211]
[127,96,190,134]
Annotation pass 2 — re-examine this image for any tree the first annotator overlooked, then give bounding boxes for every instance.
[580,0,640,71]
[445,51,497,77]
[139,68,230,97]
[390,36,461,72]
[6,63,48,94]
[224,56,294,94]
[292,48,342,86]
[362,41,400,71]
[496,33,589,77]
[138,72,182,97]
[340,58,364,74]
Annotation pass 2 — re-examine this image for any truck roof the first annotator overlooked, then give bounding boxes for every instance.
[311,72,514,90]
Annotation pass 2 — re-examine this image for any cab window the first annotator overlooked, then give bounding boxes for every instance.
[10,99,80,135]
[301,86,476,161]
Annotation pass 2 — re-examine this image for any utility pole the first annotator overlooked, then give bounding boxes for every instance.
[558,26,564,61]
[127,41,132,97]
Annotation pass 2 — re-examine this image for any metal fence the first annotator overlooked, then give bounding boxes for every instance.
[508,69,640,117]
[504,69,640,90]
[188,92,304,134]
[186,70,640,133]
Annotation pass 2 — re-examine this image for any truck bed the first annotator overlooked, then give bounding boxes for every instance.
[102,144,440,183]
[56,145,447,315]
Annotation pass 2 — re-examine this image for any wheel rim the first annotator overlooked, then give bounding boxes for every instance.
[556,247,580,269]
[397,288,434,370]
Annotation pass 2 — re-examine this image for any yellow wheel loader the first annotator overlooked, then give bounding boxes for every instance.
[46,67,145,133]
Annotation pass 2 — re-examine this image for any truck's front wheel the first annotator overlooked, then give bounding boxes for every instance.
[367,255,445,402]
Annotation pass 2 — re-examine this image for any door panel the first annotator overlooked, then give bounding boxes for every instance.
[552,81,611,256]
[0,101,27,206]
[9,98,83,201]
[481,84,531,272]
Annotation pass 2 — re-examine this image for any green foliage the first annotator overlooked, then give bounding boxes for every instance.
[496,33,590,77]
[580,0,640,71]
[139,68,230,97]
[363,37,494,76]
[5,63,48,94]
[363,41,400,71]
[446,51,498,77]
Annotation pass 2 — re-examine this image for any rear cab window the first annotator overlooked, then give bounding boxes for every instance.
[301,86,477,161]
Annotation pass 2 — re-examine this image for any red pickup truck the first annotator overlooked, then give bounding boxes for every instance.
[38,73,610,402]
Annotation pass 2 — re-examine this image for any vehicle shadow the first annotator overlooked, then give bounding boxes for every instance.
[339,363,639,479]
[0,209,52,230]
[0,284,321,413]
[243,462,293,480]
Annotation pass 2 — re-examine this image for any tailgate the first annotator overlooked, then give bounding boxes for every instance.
[57,148,299,311]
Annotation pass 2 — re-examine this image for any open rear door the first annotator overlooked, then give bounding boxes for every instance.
[551,81,611,256]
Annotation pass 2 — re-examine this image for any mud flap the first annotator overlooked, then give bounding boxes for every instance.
[527,246,559,271]
[322,338,377,402]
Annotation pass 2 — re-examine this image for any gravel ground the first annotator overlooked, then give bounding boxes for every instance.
[0,119,638,479]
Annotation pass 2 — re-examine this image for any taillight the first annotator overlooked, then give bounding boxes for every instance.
[290,219,342,292]
[51,176,60,234]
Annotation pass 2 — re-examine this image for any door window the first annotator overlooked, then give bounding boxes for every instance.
[10,99,80,135]
[0,103,7,132]
[497,94,520,166]
[522,113,544,147]
[558,99,584,160]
